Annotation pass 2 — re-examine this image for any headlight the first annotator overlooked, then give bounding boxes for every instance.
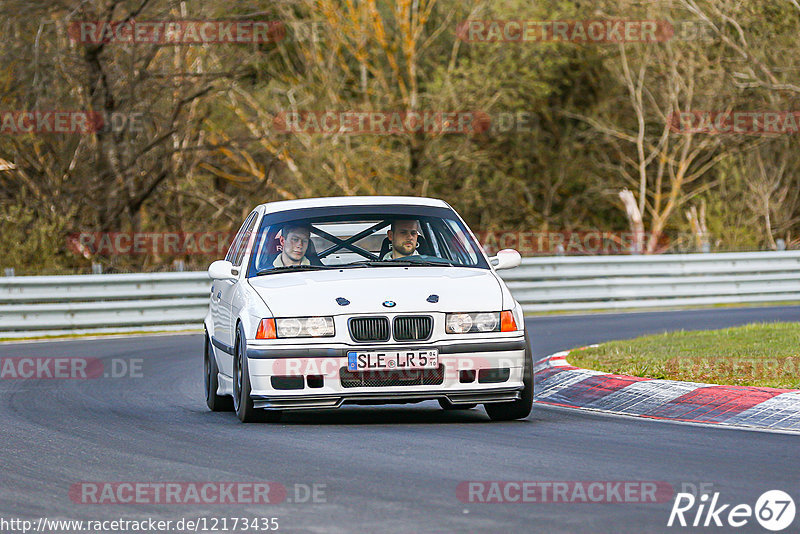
[277,316,335,338]
[305,316,333,337]
[446,313,475,334]
[257,317,335,339]
[445,311,517,334]
[278,318,303,337]
[474,312,499,332]
[446,312,499,333]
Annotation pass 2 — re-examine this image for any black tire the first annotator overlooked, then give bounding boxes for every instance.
[438,399,478,410]
[204,332,234,412]
[484,328,534,421]
[233,324,282,423]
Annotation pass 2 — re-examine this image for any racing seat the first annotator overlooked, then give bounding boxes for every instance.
[379,238,390,259]
[306,240,323,265]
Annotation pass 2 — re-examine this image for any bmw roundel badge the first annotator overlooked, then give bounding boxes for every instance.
[382,300,396,308]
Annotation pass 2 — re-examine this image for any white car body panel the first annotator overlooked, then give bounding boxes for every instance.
[247,267,503,318]
[204,196,530,412]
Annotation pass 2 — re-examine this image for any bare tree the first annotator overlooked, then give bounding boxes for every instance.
[567,20,741,252]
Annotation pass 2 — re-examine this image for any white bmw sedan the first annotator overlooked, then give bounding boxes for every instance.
[204,196,531,423]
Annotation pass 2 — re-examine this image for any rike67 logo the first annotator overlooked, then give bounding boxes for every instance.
[668,490,795,531]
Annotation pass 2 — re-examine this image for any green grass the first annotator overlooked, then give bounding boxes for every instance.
[568,322,800,389]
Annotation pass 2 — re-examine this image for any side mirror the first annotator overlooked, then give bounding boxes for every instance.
[490,249,521,270]
[208,259,238,280]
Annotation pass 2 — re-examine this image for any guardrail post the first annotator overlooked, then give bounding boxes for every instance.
[91,263,103,274]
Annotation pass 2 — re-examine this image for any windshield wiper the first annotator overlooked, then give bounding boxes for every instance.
[256,260,454,274]
[255,265,336,276]
[333,261,381,269]
[390,260,452,267]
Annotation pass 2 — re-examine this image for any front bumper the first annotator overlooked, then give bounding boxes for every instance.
[251,388,522,410]
[245,337,527,410]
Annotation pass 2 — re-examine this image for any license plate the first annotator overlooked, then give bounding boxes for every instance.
[347,350,439,371]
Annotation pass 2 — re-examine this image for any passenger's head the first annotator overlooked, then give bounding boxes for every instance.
[280,223,311,265]
[387,219,422,258]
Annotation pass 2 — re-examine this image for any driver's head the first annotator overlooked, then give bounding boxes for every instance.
[279,223,311,265]
[387,219,421,258]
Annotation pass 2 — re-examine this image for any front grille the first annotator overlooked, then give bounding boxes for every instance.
[339,365,445,388]
[349,317,390,342]
[393,316,433,341]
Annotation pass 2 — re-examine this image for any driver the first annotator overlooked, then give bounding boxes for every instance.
[274,223,312,267]
[383,219,422,260]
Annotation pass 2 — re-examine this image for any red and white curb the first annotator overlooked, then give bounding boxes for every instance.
[534,348,800,432]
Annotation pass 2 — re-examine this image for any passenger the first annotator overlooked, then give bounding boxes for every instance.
[383,219,422,260]
[274,223,312,267]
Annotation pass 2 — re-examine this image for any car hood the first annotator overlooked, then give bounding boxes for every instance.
[248,267,503,316]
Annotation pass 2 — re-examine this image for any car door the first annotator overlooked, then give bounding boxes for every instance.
[219,212,258,365]
[213,212,256,354]
[209,243,237,354]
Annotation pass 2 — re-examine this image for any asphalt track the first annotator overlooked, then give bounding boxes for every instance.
[1,306,799,533]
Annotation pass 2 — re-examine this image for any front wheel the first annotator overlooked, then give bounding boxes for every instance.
[233,324,282,423]
[484,329,534,421]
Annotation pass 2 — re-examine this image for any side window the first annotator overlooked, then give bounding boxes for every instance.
[232,213,259,267]
[442,219,480,266]
[226,212,257,265]
[225,219,246,263]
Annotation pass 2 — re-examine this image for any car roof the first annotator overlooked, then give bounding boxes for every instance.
[257,196,451,215]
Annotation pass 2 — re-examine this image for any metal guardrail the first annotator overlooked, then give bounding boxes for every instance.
[503,251,800,311]
[2,251,799,338]
[0,272,211,338]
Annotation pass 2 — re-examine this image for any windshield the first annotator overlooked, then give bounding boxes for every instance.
[246,205,488,276]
